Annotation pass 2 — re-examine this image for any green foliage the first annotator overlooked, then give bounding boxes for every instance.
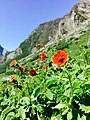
[0,65,6,74]
[1,107,15,119]
[80,104,90,113]
[56,39,69,50]
[0,28,90,119]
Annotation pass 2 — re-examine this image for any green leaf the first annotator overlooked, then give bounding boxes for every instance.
[32,84,44,98]
[73,88,83,95]
[81,115,86,120]
[0,116,2,120]
[35,87,43,97]
[37,104,44,112]
[77,74,85,80]
[80,104,90,113]
[78,114,81,120]
[5,112,15,120]
[63,89,71,97]
[1,99,9,106]
[52,103,66,110]
[11,91,15,96]
[56,114,62,120]
[18,107,26,119]
[67,111,72,120]
[46,89,53,100]
[78,114,86,120]
[62,108,69,115]
[1,107,15,119]
[20,97,30,105]
[72,80,82,90]
[46,76,58,88]
[37,112,41,120]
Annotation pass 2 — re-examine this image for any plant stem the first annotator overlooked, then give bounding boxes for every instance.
[66,70,73,100]
[68,76,73,98]
[44,77,46,100]
[44,65,47,100]
[84,54,88,65]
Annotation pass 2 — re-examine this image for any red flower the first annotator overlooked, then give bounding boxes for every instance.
[18,66,25,72]
[28,68,36,76]
[74,41,78,44]
[52,50,68,66]
[10,60,16,67]
[38,53,46,61]
[36,43,43,47]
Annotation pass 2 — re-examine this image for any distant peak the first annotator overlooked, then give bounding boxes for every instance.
[0,45,3,48]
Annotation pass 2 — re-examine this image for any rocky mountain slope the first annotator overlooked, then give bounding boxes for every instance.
[0,45,4,56]
[0,45,7,63]
[1,0,90,63]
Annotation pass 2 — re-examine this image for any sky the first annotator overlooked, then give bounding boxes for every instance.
[0,0,80,51]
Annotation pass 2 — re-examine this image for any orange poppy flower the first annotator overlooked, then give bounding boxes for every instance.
[28,68,36,76]
[52,50,68,66]
[42,64,46,71]
[36,43,43,47]
[10,60,16,67]
[18,66,25,72]
[10,75,16,81]
[38,53,46,61]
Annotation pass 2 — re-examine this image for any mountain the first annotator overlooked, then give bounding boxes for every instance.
[0,45,4,56]
[0,45,7,63]
[2,0,90,62]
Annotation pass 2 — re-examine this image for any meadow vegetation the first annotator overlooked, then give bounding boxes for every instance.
[0,29,90,120]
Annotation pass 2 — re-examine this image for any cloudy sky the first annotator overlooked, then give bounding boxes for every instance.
[0,0,80,51]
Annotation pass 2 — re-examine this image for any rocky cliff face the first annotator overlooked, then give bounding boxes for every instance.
[0,45,22,64]
[55,0,90,38]
[33,0,90,41]
[18,0,90,58]
[0,45,7,63]
[6,48,22,61]
[2,0,90,63]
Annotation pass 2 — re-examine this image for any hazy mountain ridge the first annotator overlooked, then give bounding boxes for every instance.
[1,0,90,63]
